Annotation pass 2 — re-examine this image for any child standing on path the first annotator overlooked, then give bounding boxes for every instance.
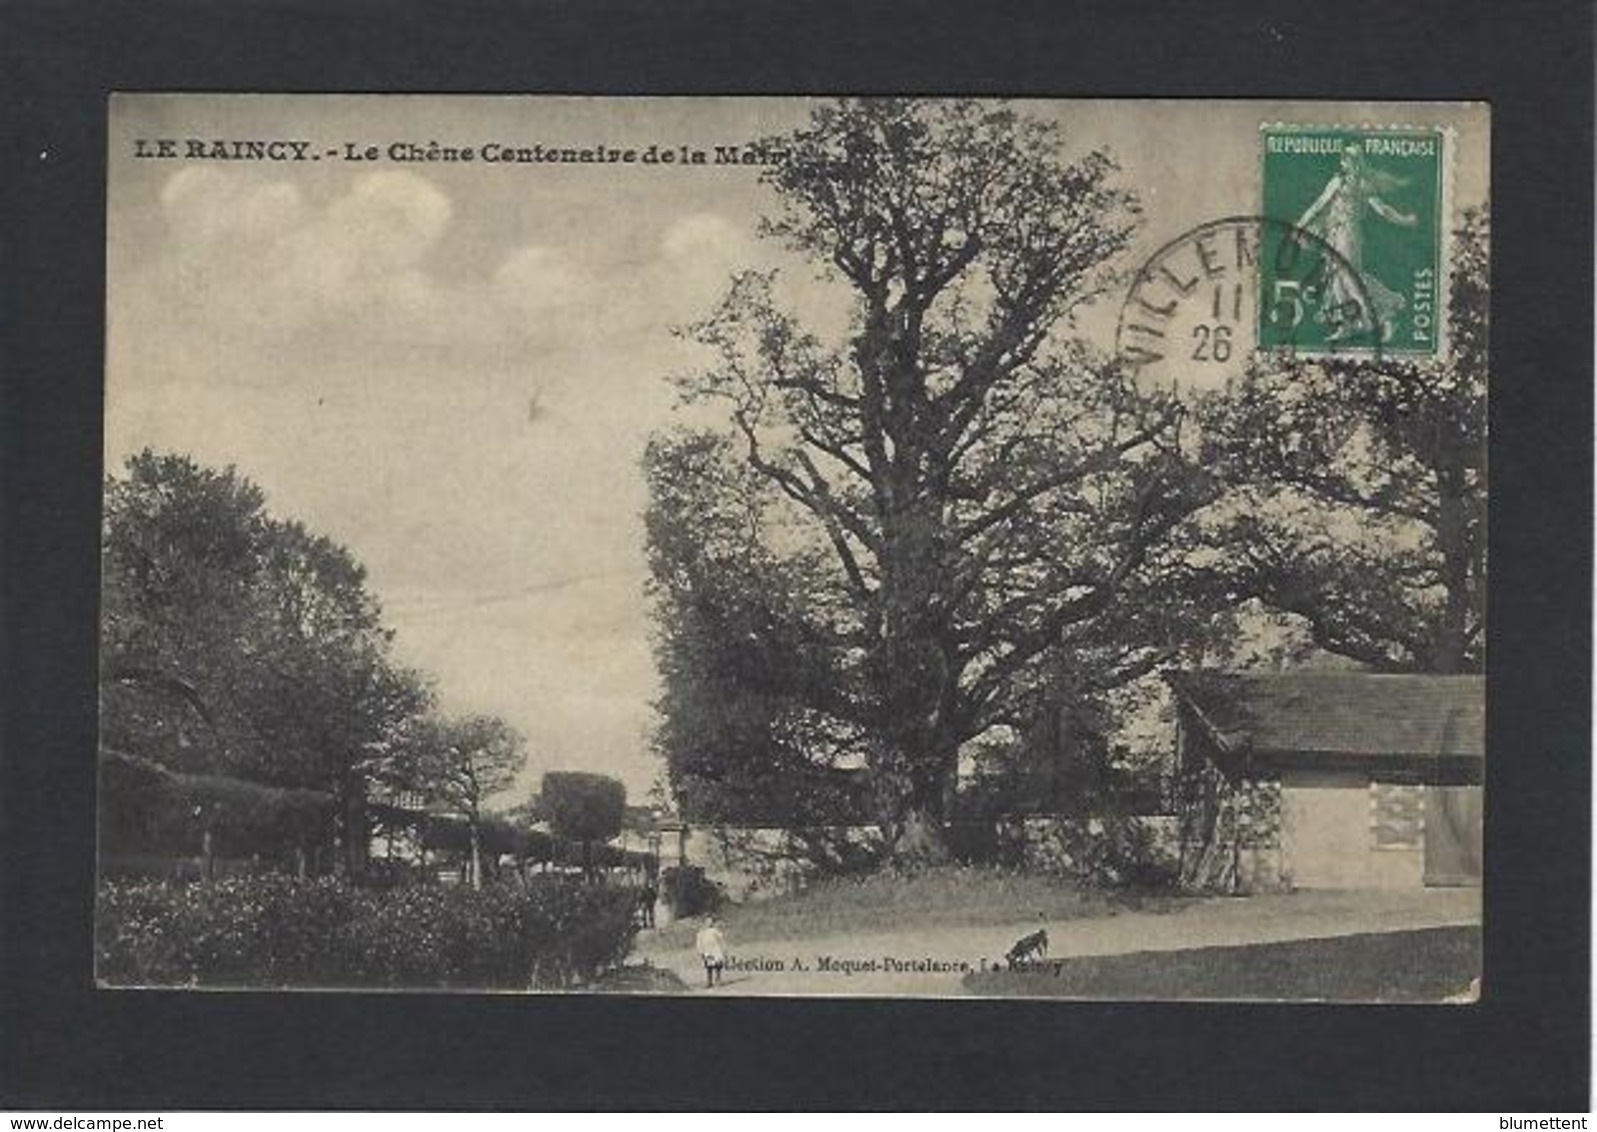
[695,915,726,989]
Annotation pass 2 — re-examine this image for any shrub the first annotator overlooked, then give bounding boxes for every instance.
[95,875,639,990]
[661,864,724,918]
[1021,814,1180,891]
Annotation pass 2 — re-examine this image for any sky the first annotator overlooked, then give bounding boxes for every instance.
[105,96,1488,803]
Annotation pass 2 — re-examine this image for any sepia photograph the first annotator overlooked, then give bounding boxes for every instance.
[97,94,1488,1001]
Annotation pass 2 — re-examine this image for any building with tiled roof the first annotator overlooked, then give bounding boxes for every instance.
[1166,671,1484,891]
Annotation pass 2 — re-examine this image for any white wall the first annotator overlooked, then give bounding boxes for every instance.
[1279,770,1424,889]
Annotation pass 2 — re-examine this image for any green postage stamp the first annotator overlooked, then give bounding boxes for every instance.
[1259,124,1448,358]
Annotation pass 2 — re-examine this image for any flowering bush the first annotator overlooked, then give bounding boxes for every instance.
[96,875,639,989]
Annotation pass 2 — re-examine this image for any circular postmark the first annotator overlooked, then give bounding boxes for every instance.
[1115,215,1382,387]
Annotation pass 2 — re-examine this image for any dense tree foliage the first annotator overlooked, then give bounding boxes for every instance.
[648,99,1227,860]
[539,771,626,875]
[101,451,432,873]
[1196,209,1488,673]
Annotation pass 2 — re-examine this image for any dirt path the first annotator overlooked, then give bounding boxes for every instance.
[633,888,1481,997]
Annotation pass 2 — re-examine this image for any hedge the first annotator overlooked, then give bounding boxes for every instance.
[96,875,639,990]
[99,750,334,859]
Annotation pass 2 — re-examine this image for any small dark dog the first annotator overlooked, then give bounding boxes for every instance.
[1006,928,1049,966]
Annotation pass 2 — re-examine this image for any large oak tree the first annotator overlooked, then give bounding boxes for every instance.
[647,100,1223,860]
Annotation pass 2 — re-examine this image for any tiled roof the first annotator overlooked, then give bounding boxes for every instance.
[1166,671,1485,759]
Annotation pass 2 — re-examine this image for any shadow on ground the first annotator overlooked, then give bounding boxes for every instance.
[589,962,691,994]
[962,925,1482,1002]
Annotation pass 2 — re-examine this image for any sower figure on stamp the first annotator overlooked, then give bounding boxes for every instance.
[695,915,726,988]
[1294,143,1418,342]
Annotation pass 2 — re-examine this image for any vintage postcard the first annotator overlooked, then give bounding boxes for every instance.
[99,95,1487,1000]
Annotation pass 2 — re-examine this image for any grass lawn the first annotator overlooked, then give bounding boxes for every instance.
[654,866,1188,946]
[963,925,1482,1002]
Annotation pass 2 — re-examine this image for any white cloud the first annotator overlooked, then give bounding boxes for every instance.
[145,167,512,353]
[653,212,757,315]
[112,178,778,796]
[492,245,595,316]
[159,166,306,245]
[659,211,745,262]
[325,170,453,263]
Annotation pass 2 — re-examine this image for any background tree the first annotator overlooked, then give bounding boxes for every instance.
[1195,209,1488,673]
[100,450,432,874]
[101,451,270,773]
[387,714,526,889]
[231,519,434,874]
[648,99,1223,861]
[539,771,625,878]
[645,432,872,825]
